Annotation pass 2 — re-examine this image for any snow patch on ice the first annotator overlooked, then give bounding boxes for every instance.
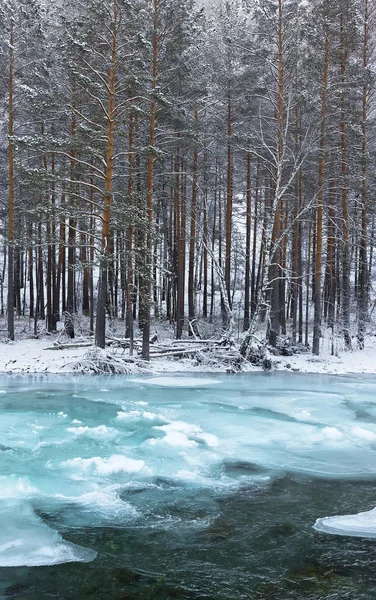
[61,455,146,476]
[117,410,159,421]
[67,425,117,439]
[151,421,219,448]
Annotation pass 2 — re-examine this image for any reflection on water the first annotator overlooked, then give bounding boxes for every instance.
[0,373,375,598]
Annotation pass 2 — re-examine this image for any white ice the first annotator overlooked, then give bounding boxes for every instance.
[314,507,376,538]
[0,502,96,567]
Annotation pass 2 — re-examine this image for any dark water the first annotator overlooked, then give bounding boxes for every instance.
[0,373,375,599]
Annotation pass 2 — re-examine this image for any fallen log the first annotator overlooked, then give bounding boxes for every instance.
[44,342,93,351]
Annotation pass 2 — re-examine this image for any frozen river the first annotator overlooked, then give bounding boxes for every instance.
[1,372,376,598]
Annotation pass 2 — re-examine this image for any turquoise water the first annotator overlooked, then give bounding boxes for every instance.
[1,373,376,598]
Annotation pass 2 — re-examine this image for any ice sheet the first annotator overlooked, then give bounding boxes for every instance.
[0,502,96,566]
[314,507,376,538]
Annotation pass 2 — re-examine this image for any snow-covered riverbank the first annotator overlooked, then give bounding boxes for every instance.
[0,333,375,376]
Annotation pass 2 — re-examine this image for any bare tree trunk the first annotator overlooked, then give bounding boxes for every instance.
[188,106,198,334]
[305,218,312,348]
[7,18,15,341]
[339,13,351,350]
[175,152,181,338]
[203,151,208,319]
[126,114,134,354]
[358,0,369,349]
[325,177,336,328]
[268,0,284,348]
[210,162,217,322]
[243,153,252,331]
[28,221,34,319]
[95,0,118,348]
[251,158,260,318]
[141,0,159,359]
[67,109,77,336]
[225,94,233,308]
[313,35,329,356]
[57,185,66,315]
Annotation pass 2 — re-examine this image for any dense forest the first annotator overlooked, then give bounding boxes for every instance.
[0,0,375,360]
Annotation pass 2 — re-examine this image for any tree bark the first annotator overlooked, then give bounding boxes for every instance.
[141,0,159,359]
[313,35,329,356]
[95,0,118,348]
[7,17,15,341]
[243,153,252,331]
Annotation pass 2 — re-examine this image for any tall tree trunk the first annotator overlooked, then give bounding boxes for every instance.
[174,152,181,338]
[225,93,233,308]
[340,13,352,350]
[292,109,301,344]
[203,151,208,320]
[126,114,134,354]
[243,153,252,331]
[57,185,66,316]
[7,18,15,341]
[188,106,199,334]
[268,0,284,347]
[210,161,218,322]
[28,221,34,319]
[51,153,59,324]
[325,177,336,328]
[67,107,77,339]
[37,219,45,320]
[141,0,158,359]
[313,35,329,355]
[358,0,369,349]
[178,160,186,336]
[95,0,118,348]
[251,158,260,318]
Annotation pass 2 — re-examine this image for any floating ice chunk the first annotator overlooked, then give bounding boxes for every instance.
[351,426,376,442]
[62,455,145,476]
[67,425,117,439]
[314,506,376,538]
[71,419,82,425]
[131,377,219,387]
[152,421,219,448]
[0,503,97,567]
[57,412,67,418]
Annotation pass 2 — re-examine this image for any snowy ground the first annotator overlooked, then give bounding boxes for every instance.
[0,321,376,375]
